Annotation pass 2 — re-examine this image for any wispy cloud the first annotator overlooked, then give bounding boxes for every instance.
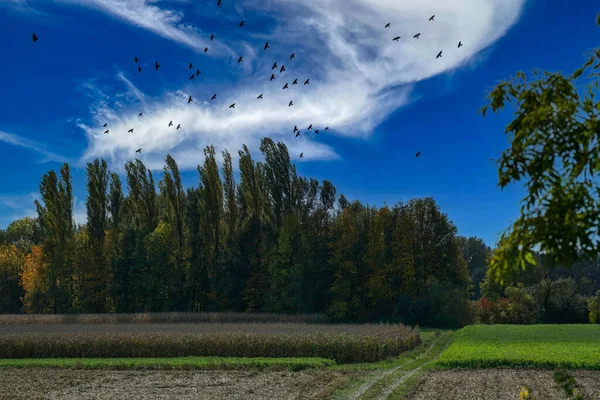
[66,0,525,170]
[0,130,67,163]
[0,192,39,228]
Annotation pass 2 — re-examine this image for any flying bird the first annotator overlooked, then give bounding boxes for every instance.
[324,127,329,131]
[104,130,109,134]
[177,124,181,130]
[189,62,193,69]
[290,53,295,59]
[393,36,401,41]
[210,34,215,40]
[138,112,143,116]
[155,61,160,70]
[32,33,39,43]
[103,123,108,127]
[190,74,195,80]
[458,41,463,48]
[238,56,243,63]
[315,129,320,134]
[134,56,139,63]
[188,95,193,103]
[128,129,134,133]
[294,125,298,132]
[385,23,391,28]
[270,74,276,81]
[296,131,300,138]
[136,148,142,153]
[308,124,313,130]
[229,103,236,108]
[292,79,298,85]
[204,47,209,53]
[429,15,435,21]
[169,121,173,127]
[239,20,245,27]
[217,0,222,5]
[211,94,217,100]
[300,153,304,159]
[264,42,270,50]
[289,101,293,107]
[280,65,285,73]
[413,33,421,39]
[283,83,289,89]
[436,51,443,59]
[304,79,310,85]
[272,62,278,70]
[415,151,421,157]
[196,69,201,76]
[257,94,263,99]
[138,66,142,73]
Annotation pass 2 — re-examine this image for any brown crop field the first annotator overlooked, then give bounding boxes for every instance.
[0,318,420,364]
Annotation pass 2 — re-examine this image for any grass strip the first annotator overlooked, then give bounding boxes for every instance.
[0,356,335,371]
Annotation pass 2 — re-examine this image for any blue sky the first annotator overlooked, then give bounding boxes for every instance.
[0,0,598,246]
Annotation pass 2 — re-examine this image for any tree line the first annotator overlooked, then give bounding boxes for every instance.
[0,138,474,326]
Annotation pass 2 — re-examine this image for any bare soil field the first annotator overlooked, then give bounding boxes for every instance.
[0,368,356,400]
[407,369,600,400]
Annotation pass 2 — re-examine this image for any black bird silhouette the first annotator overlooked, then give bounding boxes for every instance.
[32,33,39,43]
[155,61,160,70]
[324,127,329,131]
[210,34,215,40]
[300,153,304,159]
[393,36,401,41]
[280,65,285,73]
[458,41,463,48]
[239,20,245,27]
[139,112,143,116]
[304,79,310,85]
[385,23,391,28]
[413,33,421,39]
[190,74,195,80]
[283,83,289,89]
[415,151,421,157]
[104,130,109,134]
[257,94,263,99]
[315,129,319,134]
[295,131,300,138]
[136,148,142,153]
[429,15,435,21]
[204,47,209,53]
[290,53,295,59]
[289,101,293,107]
[436,51,443,59]
[138,66,142,73]
[134,56,139,63]
[169,121,173,127]
[103,123,108,127]
[270,74,276,81]
[177,124,181,130]
[217,0,222,6]
[264,42,269,50]
[292,78,298,85]
[308,124,313,130]
[188,95,193,103]
[211,94,217,100]
[189,62,193,69]
[229,103,236,108]
[238,56,243,63]
[272,62,278,70]
[294,125,298,132]
[196,69,201,76]
[128,128,134,133]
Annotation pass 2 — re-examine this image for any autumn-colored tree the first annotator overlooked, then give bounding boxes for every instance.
[0,244,25,313]
[19,245,50,313]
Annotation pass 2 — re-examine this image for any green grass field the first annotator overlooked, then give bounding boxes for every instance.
[435,324,600,370]
[0,356,335,371]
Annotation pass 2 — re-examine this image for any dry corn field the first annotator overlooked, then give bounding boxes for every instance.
[0,316,420,363]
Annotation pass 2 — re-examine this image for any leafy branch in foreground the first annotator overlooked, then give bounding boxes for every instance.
[481,17,600,282]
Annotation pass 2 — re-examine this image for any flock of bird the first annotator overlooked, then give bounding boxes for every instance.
[31,5,463,160]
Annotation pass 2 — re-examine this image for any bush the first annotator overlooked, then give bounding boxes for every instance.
[588,292,600,324]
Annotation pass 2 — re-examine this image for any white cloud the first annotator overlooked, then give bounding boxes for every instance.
[75,0,525,170]
[0,130,67,163]
[0,193,39,228]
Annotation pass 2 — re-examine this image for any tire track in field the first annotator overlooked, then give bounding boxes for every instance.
[349,334,444,400]
[376,333,453,400]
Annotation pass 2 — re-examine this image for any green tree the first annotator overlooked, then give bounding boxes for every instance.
[457,236,491,299]
[481,18,600,281]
